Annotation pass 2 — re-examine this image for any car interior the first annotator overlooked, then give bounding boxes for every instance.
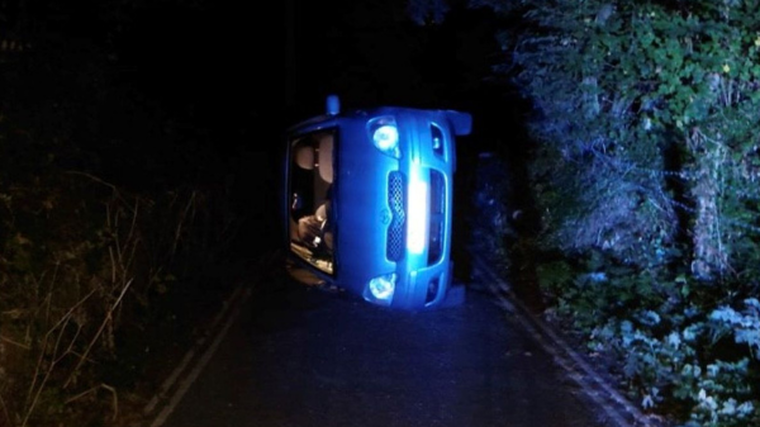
[289,130,335,275]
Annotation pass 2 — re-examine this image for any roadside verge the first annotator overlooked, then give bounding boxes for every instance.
[140,251,279,427]
[470,251,668,427]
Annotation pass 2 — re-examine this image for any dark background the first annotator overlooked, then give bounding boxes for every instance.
[106,0,524,253]
[99,0,518,169]
[2,0,531,260]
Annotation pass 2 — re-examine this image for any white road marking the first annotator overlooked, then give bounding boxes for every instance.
[145,251,279,426]
[149,287,252,427]
[143,285,245,415]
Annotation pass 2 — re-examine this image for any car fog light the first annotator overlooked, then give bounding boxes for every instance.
[368,273,396,302]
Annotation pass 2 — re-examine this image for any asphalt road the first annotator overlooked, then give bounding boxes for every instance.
[159,261,612,427]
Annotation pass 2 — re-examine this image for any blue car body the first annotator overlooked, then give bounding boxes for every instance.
[284,97,472,310]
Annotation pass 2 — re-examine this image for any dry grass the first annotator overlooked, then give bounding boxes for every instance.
[0,171,238,426]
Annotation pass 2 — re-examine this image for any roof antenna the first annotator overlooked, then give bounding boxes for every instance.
[326,94,340,115]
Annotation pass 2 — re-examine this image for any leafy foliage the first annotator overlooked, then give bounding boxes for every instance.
[472,0,760,425]
[477,0,760,276]
[0,166,240,426]
[711,299,760,361]
[532,253,760,426]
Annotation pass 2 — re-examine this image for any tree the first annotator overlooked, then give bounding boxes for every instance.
[472,1,760,425]
[477,0,760,280]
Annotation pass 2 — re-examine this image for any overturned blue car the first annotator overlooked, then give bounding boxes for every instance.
[284,96,472,310]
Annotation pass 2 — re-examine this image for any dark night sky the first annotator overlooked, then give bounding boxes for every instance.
[102,0,524,237]
[23,0,515,154]
[286,1,508,123]
[3,0,527,216]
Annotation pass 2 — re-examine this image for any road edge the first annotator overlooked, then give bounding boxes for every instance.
[470,252,668,427]
[141,251,279,427]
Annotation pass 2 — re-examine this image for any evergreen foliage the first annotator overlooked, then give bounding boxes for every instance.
[471,0,760,425]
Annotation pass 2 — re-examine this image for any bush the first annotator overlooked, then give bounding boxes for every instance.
[0,169,239,426]
[531,251,760,426]
[473,0,760,424]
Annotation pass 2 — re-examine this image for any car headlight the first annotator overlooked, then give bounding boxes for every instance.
[368,117,400,158]
[367,273,396,304]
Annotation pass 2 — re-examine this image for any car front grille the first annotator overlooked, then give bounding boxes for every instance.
[387,171,406,262]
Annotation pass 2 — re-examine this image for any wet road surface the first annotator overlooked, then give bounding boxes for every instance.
[161,263,610,427]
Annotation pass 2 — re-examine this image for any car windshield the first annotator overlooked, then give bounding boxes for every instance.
[288,129,336,275]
